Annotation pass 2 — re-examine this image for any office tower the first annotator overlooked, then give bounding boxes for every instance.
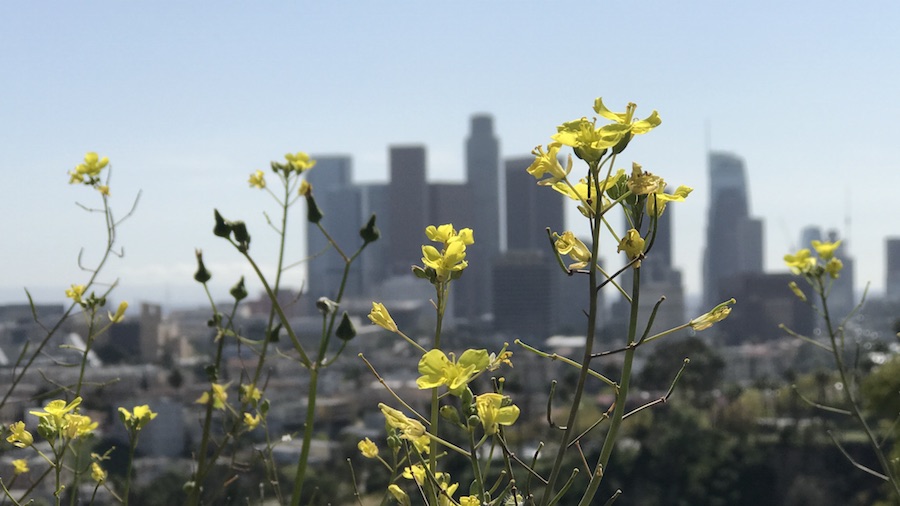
[389,146,430,276]
[492,251,556,337]
[465,115,501,317]
[359,183,390,295]
[505,156,564,252]
[306,156,362,300]
[888,238,900,301]
[703,152,762,306]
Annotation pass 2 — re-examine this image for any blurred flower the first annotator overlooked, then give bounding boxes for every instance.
[12,459,29,475]
[788,281,807,302]
[68,152,109,184]
[240,384,263,405]
[91,462,107,483]
[358,437,378,458]
[285,152,316,173]
[7,421,33,448]
[379,404,425,439]
[812,240,841,261]
[248,170,266,189]
[368,302,398,332]
[825,257,843,279]
[388,484,410,506]
[65,284,86,304]
[784,249,817,275]
[196,383,229,410]
[690,298,736,331]
[108,301,128,323]
[243,412,261,430]
[118,405,158,432]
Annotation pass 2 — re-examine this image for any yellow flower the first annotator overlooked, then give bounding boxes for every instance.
[593,98,661,136]
[196,383,229,410]
[554,231,591,270]
[30,397,83,435]
[617,229,645,267]
[91,462,107,483]
[811,240,841,261]
[475,393,520,435]
[416,348,490,395]
[7,422,33,448]
[784,249,817,275]
[690,298,736,331]
[421,224,474,281]
[379,404,426,439]
[402,463,427,484]
[358,437,379,458]
[368,302,399,332]
[526,142,571,185]
[551,169,626,217]
[552,117,622,163]
[243,412,262,430]
[788,281,807,302]
[118,405,158,431]
[298,179,311,196]
[65,284,86,304]
[626,163,665,195]
[97,185,110,196]
[647,185,693,218]
[63,413,97,439]
[240,384,263,405]
[69,152,109,183]
[248,170,266,189]
[285,152,316,173]
[460,496,480,506]
[12,459,29,475]
[825,258,843,279]
[108,301,128,323]
[388,484,411,506]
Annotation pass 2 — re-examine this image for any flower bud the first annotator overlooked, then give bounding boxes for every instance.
[213,209,232,238]
[335,311,357,341]
[194,249,212,283]
[440,405,461,425]
[359,214,380,244]
[316,297,338,315]
[267,323,281,342]
[231,221,251,249]
[230,276,248,301]
[305,193,324,224]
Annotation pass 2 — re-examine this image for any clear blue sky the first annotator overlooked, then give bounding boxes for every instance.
[3,1,899,307]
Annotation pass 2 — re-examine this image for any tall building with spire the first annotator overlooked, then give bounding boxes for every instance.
[703,152,763,306]
[464,115,500,318]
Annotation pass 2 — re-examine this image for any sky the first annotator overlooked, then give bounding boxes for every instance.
[2,1,900,308]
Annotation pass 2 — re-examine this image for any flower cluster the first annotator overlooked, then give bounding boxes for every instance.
[784,240,844,279]
[21,397,97,442]
[418,223,474,282]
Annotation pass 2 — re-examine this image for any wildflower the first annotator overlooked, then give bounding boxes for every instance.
[248,170,266,189]
[6,421,33,448]
[196,383,229,410]
[97,185,110,196]
[358,437,379,458]
[285,152,316,173]
[416,349,490,396]
[62,413,97,439]
[551,117,619,163]
[379,404,426,438]
[593,98,661,137]
[30,397,83,436]
[526,142,571,185]
[421,224,474,281]
[475,393,520,435]
[402,464,427,484]
[788,281,807,302]
[690,298,736,331]
[551,169,626,217]
[388,484,411,506]
[118,405,158,432]
[554,231,591,270]
[811,240,841,261]
[68,152,109,184]
[460,497,480,506]
[108,301,128,323]
[243,412,262,430]
[647,184,693,218]
[368,302,398,332]
[12,459,29,475]
[66,284,86,304]
[626,163,665,195]
[617,229,645,267]
[91,462,107,483]
[825,257,843,279]
[784,249,817,275]
[240,384,263,405]
[299,180,311,196]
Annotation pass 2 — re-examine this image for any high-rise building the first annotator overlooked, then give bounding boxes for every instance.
[359,183,390,296]
[389,146,430,276]
[465,115,501,317]
[504,156,564,252]
[703,152,763,306]
[306,156,362,300]
[887,238,900,301]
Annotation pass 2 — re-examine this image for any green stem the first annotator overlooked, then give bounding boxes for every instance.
[289,366,320,506]
[122,434,139,506]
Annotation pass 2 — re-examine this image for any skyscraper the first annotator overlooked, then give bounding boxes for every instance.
[389,146,430,276]
[504,156,563,252]
[703,152,763,306]
[465,115,500,317]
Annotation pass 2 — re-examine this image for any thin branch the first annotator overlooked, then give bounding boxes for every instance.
[827,430,889,481]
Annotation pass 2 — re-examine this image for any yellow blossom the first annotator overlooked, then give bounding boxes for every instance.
[97,185,110,196]
[554,231,592,270]
[552,117,622,163]
[243,412,262,430]
[647,185,693,218]
[196,383,229,410]
[475,393,520,435]
[551,169,626,217]
[12,459,29,475]
[388,484,411,506]
[30,397,83,435]
[298,179,311,196]
[617,229,645,267]
[526,142,571,185]
[690,298,736,331]
[379,404,426,439]
[240,384,263,405]
[285,152,316,173]
[7,421,33,448]
[69,152,109,183]
[626,163,665,195]
[402,464,427,484]
[248,170,266,189]
[65,284,86,304]
[368,302,399,332]
[788,281,807,302]
[812,240,841,261]
[63,413,97,439]
[91,462,107,483]
[416,348,489,395]
[358,437,379,458]
[460,496,480,506]
[108,301,128,323]
[784,249,817,275]
[118,405,158,431]
[593,98,662,136]
[421,224,473,281]
[825,257,843,279]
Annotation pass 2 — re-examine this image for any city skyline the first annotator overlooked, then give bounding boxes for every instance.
[3,2,900,307]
